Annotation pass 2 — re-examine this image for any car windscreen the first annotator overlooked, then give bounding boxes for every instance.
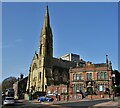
[5,98,14,100]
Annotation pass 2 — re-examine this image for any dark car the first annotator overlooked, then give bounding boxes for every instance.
[38,96,54,102]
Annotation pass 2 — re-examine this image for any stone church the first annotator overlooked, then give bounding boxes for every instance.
[26,6,78,96]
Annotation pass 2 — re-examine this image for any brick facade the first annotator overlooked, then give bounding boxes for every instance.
[69,61,112,99]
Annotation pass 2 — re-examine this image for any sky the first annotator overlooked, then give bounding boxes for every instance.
[2,2,118,82]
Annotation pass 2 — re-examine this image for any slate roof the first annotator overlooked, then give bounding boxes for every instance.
[53,57,76,69]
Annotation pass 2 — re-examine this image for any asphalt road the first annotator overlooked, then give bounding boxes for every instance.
[1,99,111,108]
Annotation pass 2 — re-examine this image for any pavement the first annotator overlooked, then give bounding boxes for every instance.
[93,97,120,107]
[16,97,120,107]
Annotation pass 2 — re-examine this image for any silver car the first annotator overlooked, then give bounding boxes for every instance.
[3,97,15,105]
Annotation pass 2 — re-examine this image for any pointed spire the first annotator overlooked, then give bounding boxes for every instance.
[44,5,50,27]
[41,5,50,36]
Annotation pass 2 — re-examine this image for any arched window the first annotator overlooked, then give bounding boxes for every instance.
[73,74,77,81]
[32,63,37,71]
[104,72,108,79]
[97,72,101,80]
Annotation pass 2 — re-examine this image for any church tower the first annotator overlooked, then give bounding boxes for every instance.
[26,6,53,95]
[38,5,53,91]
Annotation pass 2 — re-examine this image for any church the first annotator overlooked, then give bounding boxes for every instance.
[25,6,112,100]
[26,6,77,97]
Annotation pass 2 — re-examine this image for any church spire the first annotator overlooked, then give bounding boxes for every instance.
[41,5,50,36]
[44,5,50,27]
[38,5,53,57]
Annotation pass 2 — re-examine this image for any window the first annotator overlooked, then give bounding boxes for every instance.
[76,84,80,92]
[97,72,101,80]
[79,73,82,80]
[101,72,104,79]
[40,44,42,55]
[72,84,75,92]
[104,72,108,79]
[87,73,92,80]
[32,63,37,71]
[39,72,41,81]
[76,74,79,80]
[80,84,84,92]
[73,74,77,81]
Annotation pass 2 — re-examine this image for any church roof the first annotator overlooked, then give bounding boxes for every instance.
[53,57,76,69]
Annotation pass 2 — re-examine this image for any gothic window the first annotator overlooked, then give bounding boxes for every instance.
[32,63,37,71]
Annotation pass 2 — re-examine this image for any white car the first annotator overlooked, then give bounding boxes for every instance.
[3,97,15,105]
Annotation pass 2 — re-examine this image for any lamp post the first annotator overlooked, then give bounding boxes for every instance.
[112,74,115,101]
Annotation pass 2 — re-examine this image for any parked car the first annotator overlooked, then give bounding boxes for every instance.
[3,97,15,105]
[38,96,54,102]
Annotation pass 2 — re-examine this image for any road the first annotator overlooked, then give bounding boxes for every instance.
[1,99,112,108]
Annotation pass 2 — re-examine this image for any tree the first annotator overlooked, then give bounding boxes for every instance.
[2,76,17,92]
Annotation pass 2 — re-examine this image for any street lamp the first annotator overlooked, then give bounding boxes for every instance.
[112,74,115,101]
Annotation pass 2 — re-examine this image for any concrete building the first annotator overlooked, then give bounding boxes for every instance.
[59,53,80,62]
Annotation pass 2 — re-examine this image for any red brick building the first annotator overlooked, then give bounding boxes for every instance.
[69,55,112,99]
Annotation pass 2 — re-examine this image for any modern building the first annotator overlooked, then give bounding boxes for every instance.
[58,53,80,62]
